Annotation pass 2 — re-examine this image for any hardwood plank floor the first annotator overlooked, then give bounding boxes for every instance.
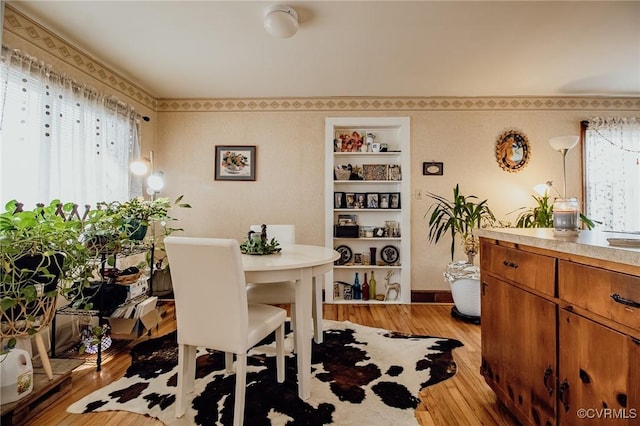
[25,303,519,425]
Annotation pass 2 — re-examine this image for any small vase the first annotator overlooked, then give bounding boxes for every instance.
[369,247,377,266]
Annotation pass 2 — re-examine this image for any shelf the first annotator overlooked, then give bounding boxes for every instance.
[334,152,401,156]
[329,299,401,304]
[325,117,411,304]
[334,265,401,269]
[56,293,149,317]
[334,208,401,212]
[333,237,401,241]
[333,180,402,184]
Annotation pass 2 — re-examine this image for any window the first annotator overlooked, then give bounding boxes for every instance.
[0,46,141,210]
[583,117,640,232]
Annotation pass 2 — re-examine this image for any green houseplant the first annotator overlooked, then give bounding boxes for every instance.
[0,200,95,337]
[425,184,496,264]
[511,191,596,230]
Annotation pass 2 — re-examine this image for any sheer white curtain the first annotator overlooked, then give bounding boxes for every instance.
[0,46,141,209]
[584,117,640,232]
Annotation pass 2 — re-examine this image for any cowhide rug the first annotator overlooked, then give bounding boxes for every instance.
[68,320,463,425]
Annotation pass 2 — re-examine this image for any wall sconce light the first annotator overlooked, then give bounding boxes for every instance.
[263,5,299,38]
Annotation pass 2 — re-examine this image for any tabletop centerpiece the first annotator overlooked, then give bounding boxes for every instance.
[240,224,281,255]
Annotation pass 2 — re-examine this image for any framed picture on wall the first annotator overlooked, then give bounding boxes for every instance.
[215,145,256,181]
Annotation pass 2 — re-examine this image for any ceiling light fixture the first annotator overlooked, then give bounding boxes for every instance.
[264,5,299,38]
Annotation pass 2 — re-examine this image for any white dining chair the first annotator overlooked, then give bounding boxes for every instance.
[246,224,324,347]
[165,236,286,426]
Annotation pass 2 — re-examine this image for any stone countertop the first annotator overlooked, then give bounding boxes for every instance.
[477,228,640,268]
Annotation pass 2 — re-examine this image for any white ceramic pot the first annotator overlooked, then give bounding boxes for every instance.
[0,347,34,403]
[449,278,481,317]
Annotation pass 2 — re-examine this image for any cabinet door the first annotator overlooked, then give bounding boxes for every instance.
[481,275,557,425]
[559,310,639,425]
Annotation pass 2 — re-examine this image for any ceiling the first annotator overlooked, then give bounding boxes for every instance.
[7,1,640,99]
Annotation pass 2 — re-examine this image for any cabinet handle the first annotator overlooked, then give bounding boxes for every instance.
[610,293,640,308]
[558,380,570,412]
[543,367,554,396]
[502,260,519,269]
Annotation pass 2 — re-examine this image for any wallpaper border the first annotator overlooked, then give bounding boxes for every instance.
[156,96,640,112]
[4,5,157,110]
[5,5,639,114]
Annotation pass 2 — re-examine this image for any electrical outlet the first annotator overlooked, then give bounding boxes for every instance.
[415,189,423,200]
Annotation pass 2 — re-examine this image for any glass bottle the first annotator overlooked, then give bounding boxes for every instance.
[353,272,362,300]
[369,270,377,299]
[362,272,370,300]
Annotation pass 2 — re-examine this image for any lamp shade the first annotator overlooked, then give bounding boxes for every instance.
[146,171,165,192]
[130,159,150,176]
[264,5,298,38]
[549,135,579,151]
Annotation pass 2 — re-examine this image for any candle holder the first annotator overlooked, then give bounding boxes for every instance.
[553,197,580,236]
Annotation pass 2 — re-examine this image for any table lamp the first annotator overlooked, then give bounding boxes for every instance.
[549,136,580,235]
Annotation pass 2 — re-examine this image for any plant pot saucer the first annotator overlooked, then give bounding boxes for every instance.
[451,306,480,325]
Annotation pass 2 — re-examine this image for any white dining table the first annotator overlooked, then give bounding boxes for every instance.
[242,244,339,400]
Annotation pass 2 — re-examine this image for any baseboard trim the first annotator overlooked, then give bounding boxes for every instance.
[411,290,453,303]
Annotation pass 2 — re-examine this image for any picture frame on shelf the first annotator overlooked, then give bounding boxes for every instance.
[366,193,379,209]
[334,192,345,208]
[337,214,357,226]
[353,253,362,264]
[387,164,402,181]
[214,145,256,181]
[379,193,390,209]
[362,164,388,181]
[355,193,366,209]
[345,193,356,209]
[390,193,401,209]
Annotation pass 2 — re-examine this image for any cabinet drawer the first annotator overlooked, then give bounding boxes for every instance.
[559,260,640,332]
[481,242,556,296]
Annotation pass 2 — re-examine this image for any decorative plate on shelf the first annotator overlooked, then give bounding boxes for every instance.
[335,245,352,265]
[380,245,400,264]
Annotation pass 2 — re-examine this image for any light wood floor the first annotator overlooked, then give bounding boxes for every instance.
[27,303,519,426]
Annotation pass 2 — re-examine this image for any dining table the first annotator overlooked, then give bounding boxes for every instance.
[241,244,339,400]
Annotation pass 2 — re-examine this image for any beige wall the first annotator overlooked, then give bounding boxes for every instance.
[155,107,639,291]
[5,6,640,292]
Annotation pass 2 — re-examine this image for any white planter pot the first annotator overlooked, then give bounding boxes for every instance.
[449,278,481,317]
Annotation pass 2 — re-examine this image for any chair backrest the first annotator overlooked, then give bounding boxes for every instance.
[165,236,249,353]
[249,224,295,245]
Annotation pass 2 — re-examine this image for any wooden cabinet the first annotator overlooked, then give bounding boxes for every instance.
[481,256,557,426]
[324,117,410,303]
[481,235,640,426]
[558,309,638,425]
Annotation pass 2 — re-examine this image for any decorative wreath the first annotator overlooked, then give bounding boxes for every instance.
[495,129,531,173]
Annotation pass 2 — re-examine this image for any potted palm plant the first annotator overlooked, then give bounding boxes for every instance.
[425,184,496,264]
[425,185,495,322]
